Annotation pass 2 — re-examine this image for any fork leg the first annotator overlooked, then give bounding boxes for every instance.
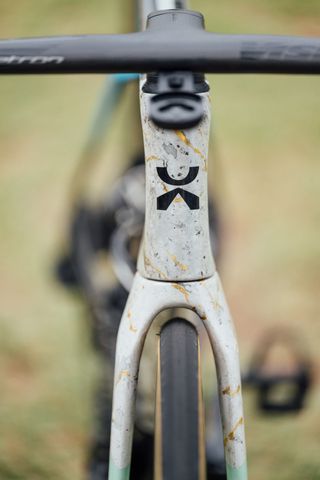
[191,275,248,479]
[107,275,162,480]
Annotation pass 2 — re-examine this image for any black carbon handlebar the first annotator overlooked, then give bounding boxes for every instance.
[0,10,319,75]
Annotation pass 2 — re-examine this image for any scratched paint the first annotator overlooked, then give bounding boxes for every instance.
[108,272,247,478]
[137,84,215,281]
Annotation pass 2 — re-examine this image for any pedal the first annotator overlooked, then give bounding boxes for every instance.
[244,328,312,413]
[246,367,311,413]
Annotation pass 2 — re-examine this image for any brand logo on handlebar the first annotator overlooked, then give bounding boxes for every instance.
[241,42,320,61]
[156,166,200,211]
[0,56,64,65]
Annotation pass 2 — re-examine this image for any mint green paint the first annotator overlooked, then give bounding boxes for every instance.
[108,457,247,480]
[108,459,130,480]
[226,462,248,480]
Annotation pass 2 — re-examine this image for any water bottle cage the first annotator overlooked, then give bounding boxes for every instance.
[143,71,208,130]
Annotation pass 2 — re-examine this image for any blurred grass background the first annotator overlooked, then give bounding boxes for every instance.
[0,1,319,479]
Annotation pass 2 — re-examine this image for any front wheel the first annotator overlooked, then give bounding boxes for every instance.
[155,318,206,480]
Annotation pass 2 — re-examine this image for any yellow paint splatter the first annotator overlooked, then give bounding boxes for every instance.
[116,370,130,385]
[222,385,241,397]
[175,130,207,171]
[169,254,188,272]
[127,310,137,333]
[161,182,169,192]
[146,155,160,162]
[144,254,167,279]
[172,283,190,303]
[224,417,244,447]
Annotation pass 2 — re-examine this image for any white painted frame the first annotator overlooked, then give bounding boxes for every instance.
[107,81,248,480]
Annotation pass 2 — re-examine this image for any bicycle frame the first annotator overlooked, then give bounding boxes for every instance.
[108,84,247,479]
[1,1,319,478]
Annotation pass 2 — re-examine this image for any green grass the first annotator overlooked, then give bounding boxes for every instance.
[0,1,319,479]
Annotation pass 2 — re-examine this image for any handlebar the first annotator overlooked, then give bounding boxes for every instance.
[0,10,319,76]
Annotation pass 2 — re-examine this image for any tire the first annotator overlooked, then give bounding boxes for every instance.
[155,318,206,480]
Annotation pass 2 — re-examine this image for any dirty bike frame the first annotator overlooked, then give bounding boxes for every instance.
[109,89,247,479]
[109,4,246,480]
[0,1,319,479]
